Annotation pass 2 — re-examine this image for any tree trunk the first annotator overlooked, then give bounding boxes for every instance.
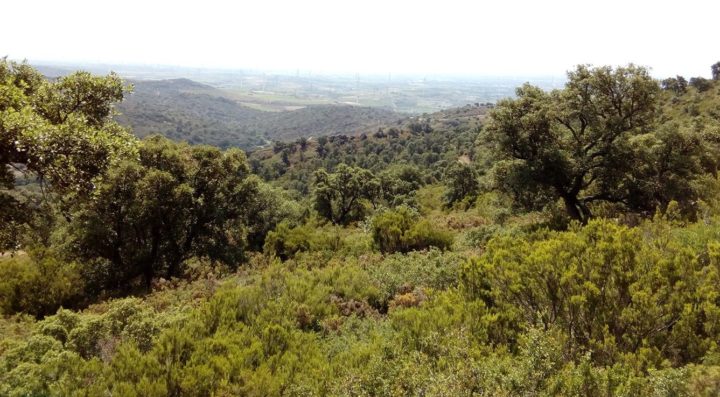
[577,201,592,223]
[562,195,590,224]
[145,226,160,289]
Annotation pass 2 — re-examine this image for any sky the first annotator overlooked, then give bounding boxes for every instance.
[2,0,718,78]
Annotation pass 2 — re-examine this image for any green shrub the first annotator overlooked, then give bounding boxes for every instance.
[370,206,453,253]
[462,219,720,366]
[263,220,342,260]
[0,253,84,317]
[366,249,461,306]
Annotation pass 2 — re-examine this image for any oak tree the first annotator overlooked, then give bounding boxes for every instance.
[0,59,133,251]
[313,164,379,224]
[484,65,661,222]
[68,137,261,289]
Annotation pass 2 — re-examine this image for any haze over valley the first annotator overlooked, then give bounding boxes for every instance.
[32,61,566,150]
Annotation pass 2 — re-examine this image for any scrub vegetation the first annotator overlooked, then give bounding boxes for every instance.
[2,59,720,396]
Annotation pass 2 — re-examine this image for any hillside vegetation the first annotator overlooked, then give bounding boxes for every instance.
[115,78,401,149]
[2,59,720,396]
[248,103,489,195]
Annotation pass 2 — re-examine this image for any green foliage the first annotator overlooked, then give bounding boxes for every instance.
[366,249,461,306]
[377,164,426,207]
[0,59,135,251]
[661,75,688,94]
[115,77,401,149]
[690,77,713,92]
[313,164,380,224]
[484,65,713,225]
[65,136,269,290]
[4,216,720,395]
[245,182,304,250]
[263,220,342,260]
[0,253,84,317]
[4,61,720,396]
[370,205,454,253]
[443,162,480,208]
[0,298,178,396]
[0,60,134,193]
[250,107,484,194]
[0,195,30,253]
[462,219,720,366]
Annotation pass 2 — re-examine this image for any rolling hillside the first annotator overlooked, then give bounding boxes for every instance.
[116,78,267,148]
[115,78,402,149]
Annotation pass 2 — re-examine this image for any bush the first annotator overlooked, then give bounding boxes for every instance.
[366,249,461,306]
[263,220,342,260]
[690,77,713,92]
[0,253,84,317]
[370,206,454,253]
[462,219,720,366]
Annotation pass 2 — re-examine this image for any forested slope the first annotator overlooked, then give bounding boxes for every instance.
[248,103,489,194]
[115,78,267,148]
[115,78,401,149]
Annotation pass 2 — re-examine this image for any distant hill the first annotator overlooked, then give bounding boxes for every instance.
[256,105,401,142]
[116,79,267,149]
[115,78,402,149]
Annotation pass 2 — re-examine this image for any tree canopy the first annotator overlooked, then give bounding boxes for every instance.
[484,64,716,222]
[66,136,263,289]
[0,59,134,194]
[443,162,479,208]
[313,164,380,224]
[0,59,134,251]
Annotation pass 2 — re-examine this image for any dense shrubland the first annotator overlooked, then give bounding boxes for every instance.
[4,217,720,396]
[2,59,720,395]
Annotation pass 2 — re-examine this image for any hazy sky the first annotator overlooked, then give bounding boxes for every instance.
[2,0,718,77]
